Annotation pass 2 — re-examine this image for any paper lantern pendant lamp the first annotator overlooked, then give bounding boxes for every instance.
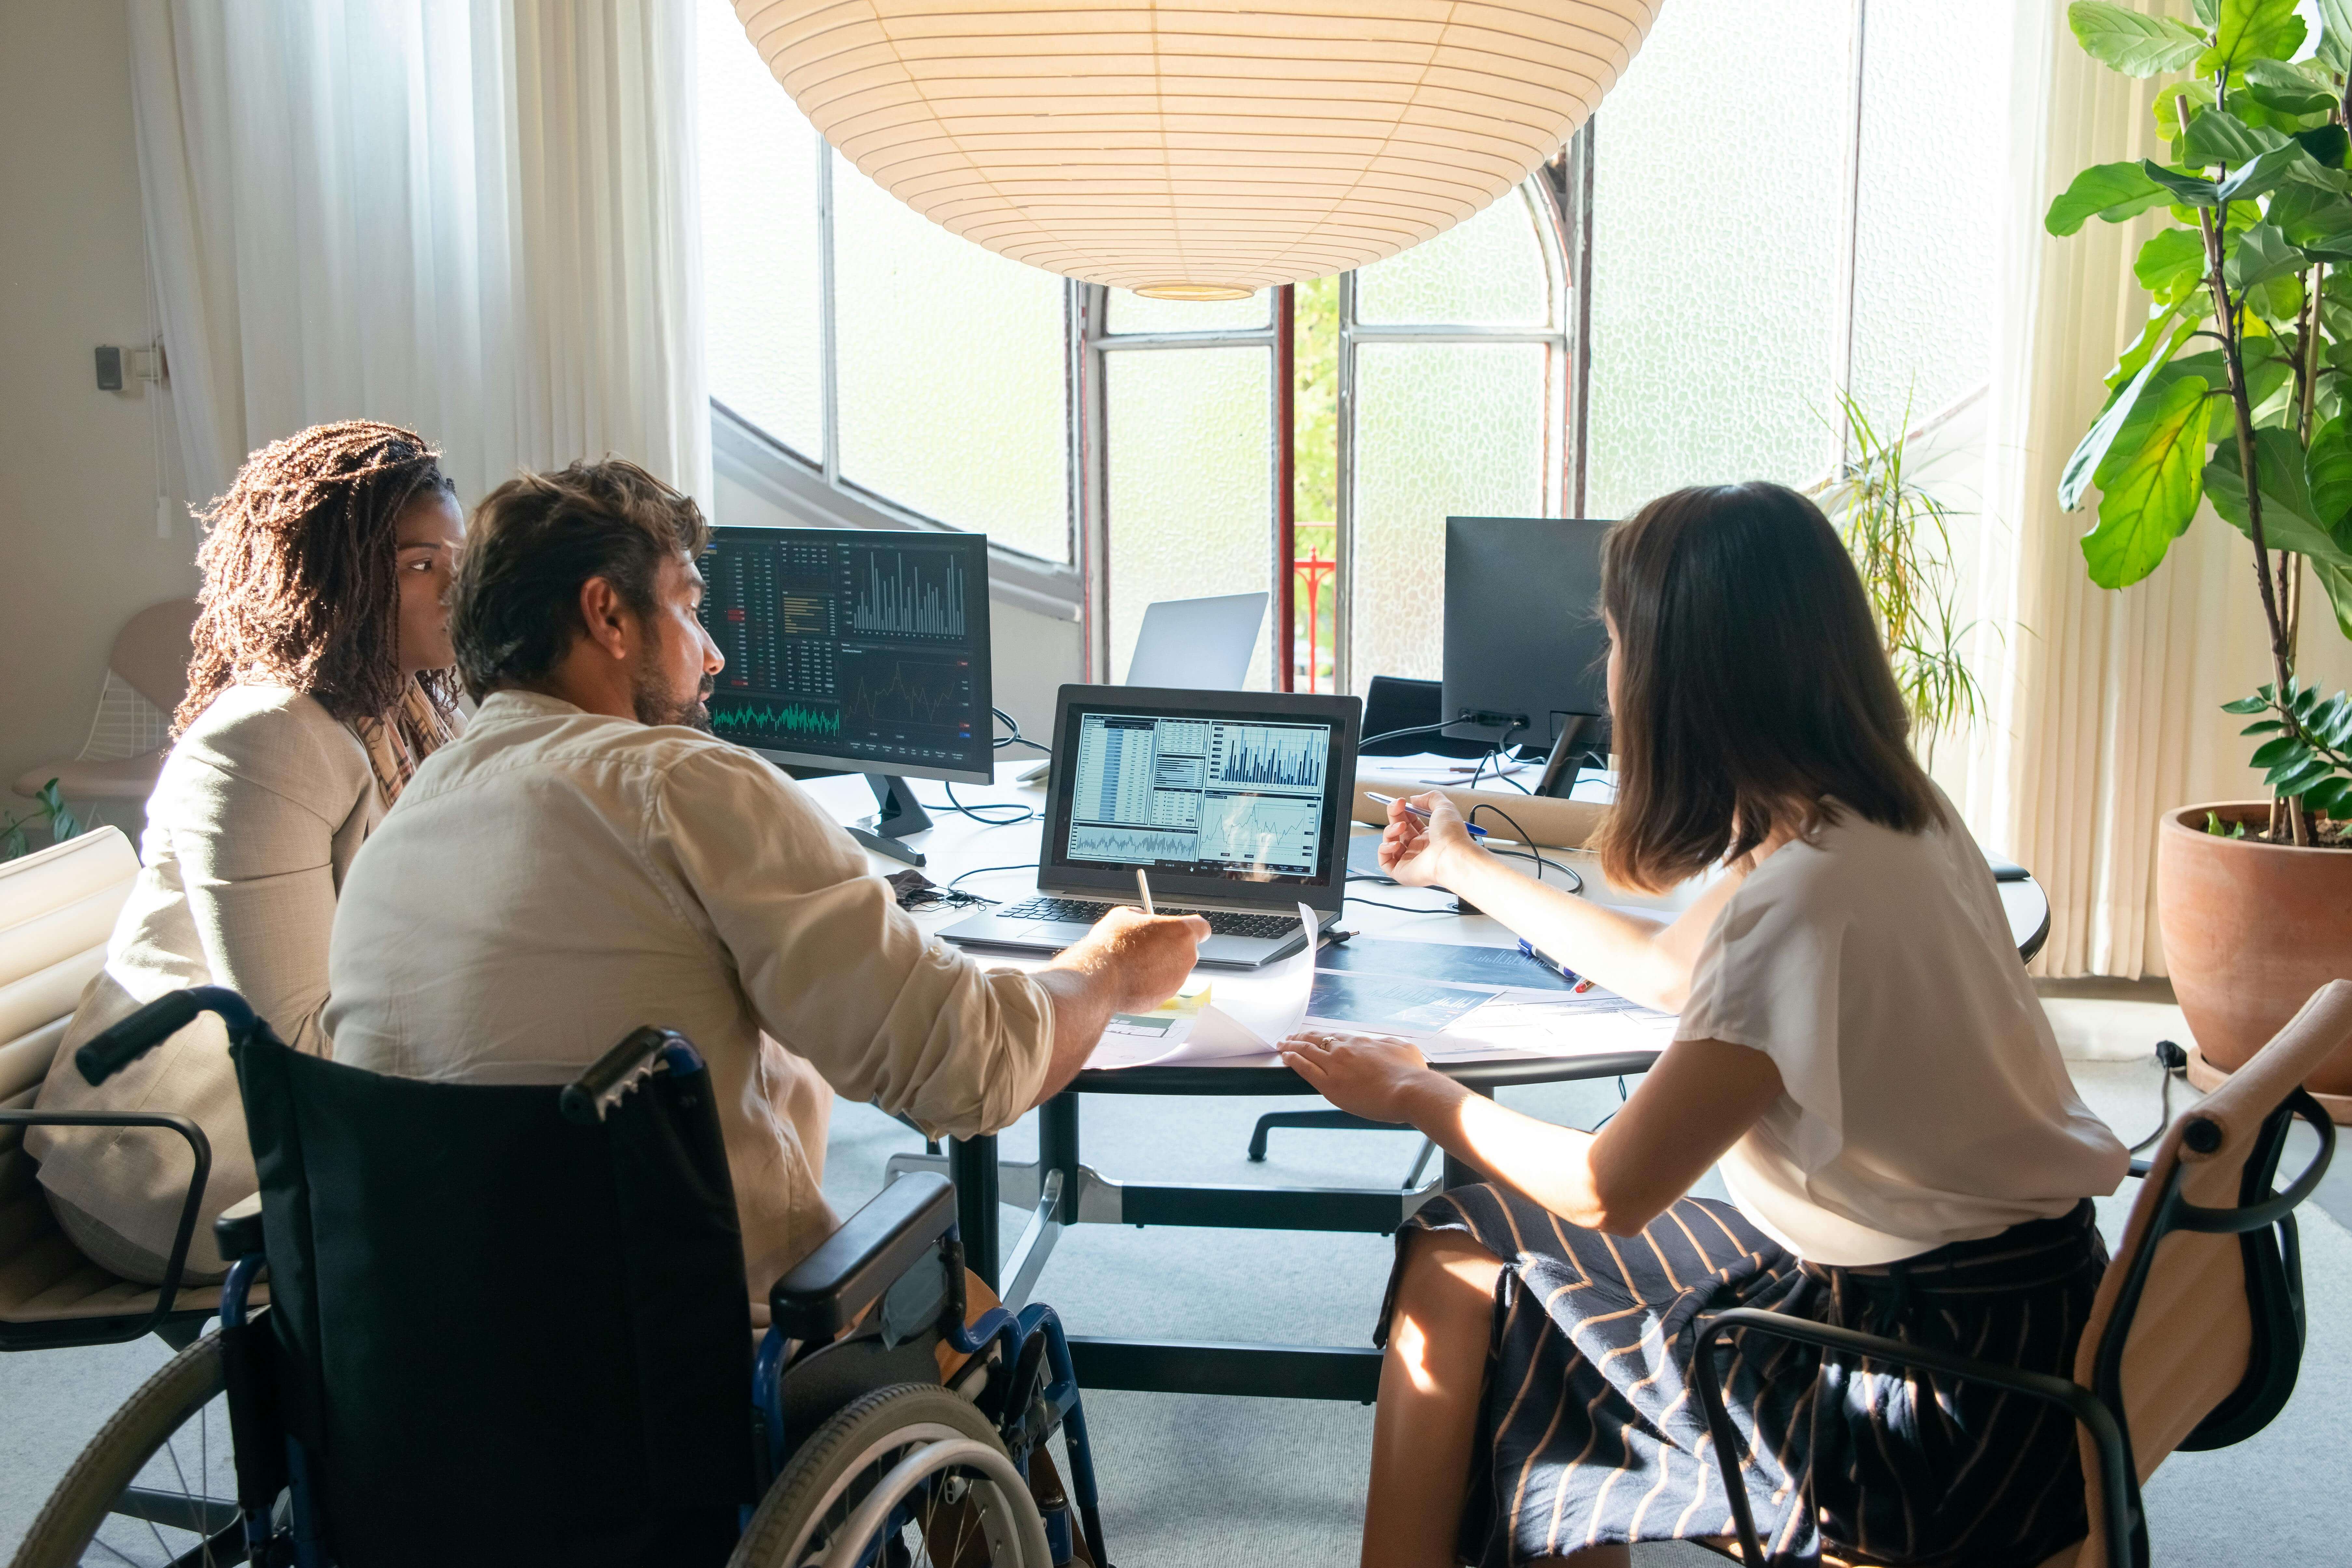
[733,2,1660,298]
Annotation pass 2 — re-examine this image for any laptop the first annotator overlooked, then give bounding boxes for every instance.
[1124,592,1267,688]
[943,684,1363,968]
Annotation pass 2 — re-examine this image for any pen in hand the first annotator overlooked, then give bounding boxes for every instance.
[1135,867,1156,915]
[1366,791,1490,840]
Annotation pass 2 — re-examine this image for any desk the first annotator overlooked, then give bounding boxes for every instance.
[819,762,2051,1402]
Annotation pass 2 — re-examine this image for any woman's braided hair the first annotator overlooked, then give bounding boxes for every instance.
[177,420,460,736]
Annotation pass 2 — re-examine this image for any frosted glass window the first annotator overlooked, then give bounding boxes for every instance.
[1584,0,1848,516]
[1106,290,1270,335]
[1849,0,2003,435]
[696,0,821,458]
[1357,188,1552,327]
[1351,344,1550,687]
[1106,349,1274,687]
[833,153,1071,563]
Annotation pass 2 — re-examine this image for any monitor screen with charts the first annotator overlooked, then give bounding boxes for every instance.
[696,525,995,784]
[1040,686,1362,906]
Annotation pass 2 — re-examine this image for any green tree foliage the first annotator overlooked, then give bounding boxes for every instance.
[2052,0,2352,840]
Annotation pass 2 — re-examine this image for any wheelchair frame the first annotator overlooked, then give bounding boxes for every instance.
[62,987,1111,1568]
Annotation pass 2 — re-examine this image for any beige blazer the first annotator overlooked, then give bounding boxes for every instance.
[29,686,381,1281]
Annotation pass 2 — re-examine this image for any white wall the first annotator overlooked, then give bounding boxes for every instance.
[0,1,196,799]
[710,470,1082,751]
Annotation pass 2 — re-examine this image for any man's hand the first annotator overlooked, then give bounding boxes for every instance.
[1279,1028,1454,1125]
[1057,906,1210,1015]
[1380,792,1482,889]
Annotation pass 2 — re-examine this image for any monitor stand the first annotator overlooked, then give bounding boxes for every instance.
[846,774,933,868]
[1533,714,1608,799]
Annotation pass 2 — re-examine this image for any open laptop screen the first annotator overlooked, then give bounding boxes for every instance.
[1041,685,1362,908]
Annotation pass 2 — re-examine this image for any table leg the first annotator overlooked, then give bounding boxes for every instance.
[1038,1093,1080,1224]
[950,1132,1001,1291]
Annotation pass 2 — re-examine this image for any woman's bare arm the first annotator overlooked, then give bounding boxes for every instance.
[1282,1032,1784,1235]
[1379,792,1743,1012]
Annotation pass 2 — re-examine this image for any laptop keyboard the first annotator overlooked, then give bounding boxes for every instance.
[997,896,1306,940]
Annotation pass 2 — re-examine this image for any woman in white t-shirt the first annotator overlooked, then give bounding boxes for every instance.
[1282,482,2126,1568]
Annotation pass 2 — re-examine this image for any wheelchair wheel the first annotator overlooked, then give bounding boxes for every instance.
[9,1331,244,1567]
[731,1382,1052,1568]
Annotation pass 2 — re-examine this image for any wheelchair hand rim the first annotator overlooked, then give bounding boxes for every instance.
[812,1436,1037,1568]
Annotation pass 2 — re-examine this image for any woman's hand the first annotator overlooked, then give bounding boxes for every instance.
[1280,1028,1454,1125]
[1380,792,1481,888]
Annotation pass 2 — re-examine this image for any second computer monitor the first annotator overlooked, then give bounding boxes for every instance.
[697,525,996,785]
[1440,516,1612,761]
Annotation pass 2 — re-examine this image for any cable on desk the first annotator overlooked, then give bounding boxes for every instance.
[946,860,1037,896]
[1343,884,1458,915]
[923,781,1034,825]
[1469,803,1582,895]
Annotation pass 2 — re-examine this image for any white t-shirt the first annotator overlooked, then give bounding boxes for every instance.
[1677,792,2126,1266]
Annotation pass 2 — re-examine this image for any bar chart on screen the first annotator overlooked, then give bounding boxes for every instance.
[1208,724,1326,791]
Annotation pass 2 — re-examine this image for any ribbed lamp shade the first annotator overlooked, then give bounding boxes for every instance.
[734,2,1659,298]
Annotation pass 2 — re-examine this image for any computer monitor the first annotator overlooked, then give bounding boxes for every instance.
[697,525,995,858]
[1440,516,1613,790]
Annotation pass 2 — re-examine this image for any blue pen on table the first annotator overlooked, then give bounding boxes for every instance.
[1518,938,1596,992]
[1365,791,1489,840]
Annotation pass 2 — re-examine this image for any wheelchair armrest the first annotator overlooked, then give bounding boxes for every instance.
[770,1172,957,1341]
[214,1193,265,1262]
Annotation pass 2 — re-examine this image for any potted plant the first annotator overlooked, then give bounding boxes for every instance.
[0,779,84,863]
[2051,0,2352,1113]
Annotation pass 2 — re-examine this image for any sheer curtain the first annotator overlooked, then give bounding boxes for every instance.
[127,0,707,509]
[1962,1,2352,976]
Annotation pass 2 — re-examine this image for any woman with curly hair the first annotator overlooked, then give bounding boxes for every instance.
[31,420,465,1283]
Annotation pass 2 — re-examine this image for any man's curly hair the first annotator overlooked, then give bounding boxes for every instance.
[177,421,460,736]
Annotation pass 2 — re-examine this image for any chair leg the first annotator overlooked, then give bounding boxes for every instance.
[1403,1137,1438,1190]
[1245,1108,1409,1161]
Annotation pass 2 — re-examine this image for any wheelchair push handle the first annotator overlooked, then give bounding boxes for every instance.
[76,985,262,1086]
[559,1026,706,1125]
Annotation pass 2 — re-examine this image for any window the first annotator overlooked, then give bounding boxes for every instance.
[697,0,2005,689]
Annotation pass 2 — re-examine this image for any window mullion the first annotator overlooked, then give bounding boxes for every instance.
[1334,270,1358,695]
[818,138,840,484]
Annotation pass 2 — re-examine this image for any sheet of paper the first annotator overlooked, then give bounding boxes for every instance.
[1085,902,1318,1070]
[1298,945,1678,1063]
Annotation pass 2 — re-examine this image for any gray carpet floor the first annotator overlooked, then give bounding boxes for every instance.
[2,1056,2340,1563]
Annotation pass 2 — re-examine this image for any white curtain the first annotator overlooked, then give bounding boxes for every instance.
[128,0,708,510]
[1960,0,2352,976]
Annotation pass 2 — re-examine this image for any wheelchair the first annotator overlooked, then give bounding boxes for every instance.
[12,986,1109,1568]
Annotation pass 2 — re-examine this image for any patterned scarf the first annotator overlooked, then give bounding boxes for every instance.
[352,678,458,805]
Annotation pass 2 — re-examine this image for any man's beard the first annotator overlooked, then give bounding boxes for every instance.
[632,663,715,731]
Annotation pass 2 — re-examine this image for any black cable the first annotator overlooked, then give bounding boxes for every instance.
[946,860,1037,894]
[990,706,1051,755]
[1344,892,1459,914]
[1468,802,1582,895]
[1358,720,1457,751]
[926,781,1034,825]
[2128,1040,2191,1155]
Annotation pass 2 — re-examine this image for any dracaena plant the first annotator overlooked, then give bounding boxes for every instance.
[2051,0,2352,844]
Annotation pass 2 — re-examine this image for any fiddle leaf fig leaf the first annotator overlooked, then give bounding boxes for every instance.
[2201,0,2306,76]
[2216,142,2313,202]
[2183,106,2286,164]
[2317,557,2352,642]
[2049,162,2172,233]
[2142,161,2223,208]
[2082,373,2214,586]
[2306,415,2352,527]
[2320,0,2352,72]
[2064,341,2186,509]
[2244,58,2339,114]
[2295,124,2352,169]
[2135,229,2208,303]
[2072,2,2208,75]
[2225,221,2304,290]
[2207,428,2352,563]
[2155,82,2203,143]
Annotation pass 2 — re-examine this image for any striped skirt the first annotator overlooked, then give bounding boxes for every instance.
[1384,1187,2106,1568]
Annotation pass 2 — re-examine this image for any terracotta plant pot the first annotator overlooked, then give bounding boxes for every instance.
[2157,802,2352,1117]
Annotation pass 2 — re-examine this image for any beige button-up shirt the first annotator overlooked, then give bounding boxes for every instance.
[324,690,1054,1297]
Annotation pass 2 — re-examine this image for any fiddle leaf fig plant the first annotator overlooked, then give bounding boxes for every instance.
[0,779,85,863]
[2052,0,2352,844]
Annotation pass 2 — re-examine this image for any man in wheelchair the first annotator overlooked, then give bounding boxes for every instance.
[320,458,1204,1306]
[39,993,1107,1567]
